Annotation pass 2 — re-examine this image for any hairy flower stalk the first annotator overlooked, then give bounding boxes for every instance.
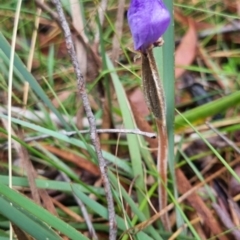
[128,0,171,231]
[127,0,170,52]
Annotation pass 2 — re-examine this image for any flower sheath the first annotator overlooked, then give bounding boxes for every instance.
[127,0,170,52]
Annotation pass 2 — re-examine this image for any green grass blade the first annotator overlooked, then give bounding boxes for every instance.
[175,3,240,19]
[0,32,70,130]
[108,172,162,240]
[0,113,133,175]
[179,150,215,202]
[106,55,150,217]
[0,182,89,240]
[72,184,153,240]
[0,196,61,240]
[0,229,11,240]
[0,176,104,194]
[176,110,240,183]
[175,91,240,130]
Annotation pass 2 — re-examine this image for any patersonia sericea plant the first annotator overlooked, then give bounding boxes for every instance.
[127,0,171,52]
[127,0,172,231]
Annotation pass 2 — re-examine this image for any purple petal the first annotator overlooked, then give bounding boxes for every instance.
[127,0,171,52]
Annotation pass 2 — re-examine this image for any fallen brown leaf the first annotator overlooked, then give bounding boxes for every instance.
[52,198,84,222]
[43,145,100,177]
[129,97,157,156]
[128,88,149,117]
[176,169,228,240]
[52,90,72,108]
[175,18,197,79]
[18,127,57,216]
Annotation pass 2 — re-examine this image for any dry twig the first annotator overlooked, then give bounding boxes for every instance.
[51,0,117,239]
[206,121,240,154]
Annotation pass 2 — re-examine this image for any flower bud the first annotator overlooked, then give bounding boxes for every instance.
[127,0,171,52]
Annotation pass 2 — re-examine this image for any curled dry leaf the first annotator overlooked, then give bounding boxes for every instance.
[175,18,197,79]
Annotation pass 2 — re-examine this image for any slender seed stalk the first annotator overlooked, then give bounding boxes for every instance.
[141,46,170,231]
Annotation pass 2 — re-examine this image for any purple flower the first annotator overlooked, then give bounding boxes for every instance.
[127,0,170,52]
